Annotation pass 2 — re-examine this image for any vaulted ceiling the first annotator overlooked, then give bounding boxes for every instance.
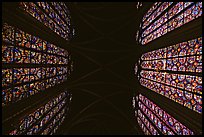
[1,2,202,135]
[58,2,153,135]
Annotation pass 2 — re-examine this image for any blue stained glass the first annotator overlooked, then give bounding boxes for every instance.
[141,2,202,45]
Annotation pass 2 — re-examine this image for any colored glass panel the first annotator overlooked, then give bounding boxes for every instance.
[2,45,14,63]
[2,69,13,87]
[2,23,70,107]
[141,2,202,45]
[19,2,71,40]
[2,23,15,44]
[9,91,68,135]
[136,94,194,135]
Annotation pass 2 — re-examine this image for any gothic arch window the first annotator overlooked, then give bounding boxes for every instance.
[19,2,72,41]
[141,2,202,45]
[2,23,70,107]
[133,94,194,135]
[138,37,202,114]
[9,91,71,135]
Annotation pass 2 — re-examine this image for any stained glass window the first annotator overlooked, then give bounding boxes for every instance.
[139,37,202,114]
[2,45,14,63]
[2,88,12,107]
[141,2,202,45]
[2,23,70,107]
[2,23,15,44]
[16,29,31,49]
[9,91,71,135]
[2,69,13,87]
[19,2,72,41]
[142,2,162,24]
[133,94,194,135]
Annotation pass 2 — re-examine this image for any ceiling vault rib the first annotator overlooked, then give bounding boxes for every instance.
[66,89,135,131]
[69,68,102,85]
[72,37,104,45]
[70,44,135,53]
[67,81,132,89]
[69,49,136,88]
[73,4,104,37]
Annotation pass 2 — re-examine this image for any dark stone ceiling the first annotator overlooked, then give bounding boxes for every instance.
[59,2,153,135]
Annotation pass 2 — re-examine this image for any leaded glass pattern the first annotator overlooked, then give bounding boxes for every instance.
[141,37,202,73]
[139,37,202,114]
[2,23,70,107]
[19,2,71,41]
[141,2,202,45]
[9,91,70,135]
[142,2,162,24]
[134,94,194,135]
[137,109,160,135]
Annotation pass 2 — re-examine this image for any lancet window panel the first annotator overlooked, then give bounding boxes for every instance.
[184,2,202,25]
[19,2,71,41]
[140,55,202,73]
[31,36,44,51]
[141,2,202,45]
[29,68,42,82]
[137,109,160,135]
[50,2,70,24]
[139,36,202,114]
[2,23,70,61]
[9,91,69,135]
[41,108,66,135]
[141,37,202,73]
[142,2,173,30]
[142,12,168,38]
[137,116,151,135]
[25,103,64,135]
[16,29,34,50]
[41,53,47,64]
[134,94,194,135]
[13,68,30,84]
[46,67,57,78]
[12,84,30,103]
[13,47,30,64]
[139,78,202,114]
[140,70,202,95]
[2,23,15,44]
[2,69,13,87]
[29,82,44,96]
[143,2,172,31]
[57,75,65,84]
[2,68,67,106]
[15,30,47,52]
[2,23,69,65]
[30,51,41,64]
[46,54,57,64]
[142,2,162,26]
[50,2,70,20]
[167,13,184,32]
[2,88,12,107]
[2,23,69,107]
[48,77,57,87]
[139,94,194,135]
[59,2,71,18]
[2,45,14,64]
[168,2,185,20]
[35,2,68,30]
